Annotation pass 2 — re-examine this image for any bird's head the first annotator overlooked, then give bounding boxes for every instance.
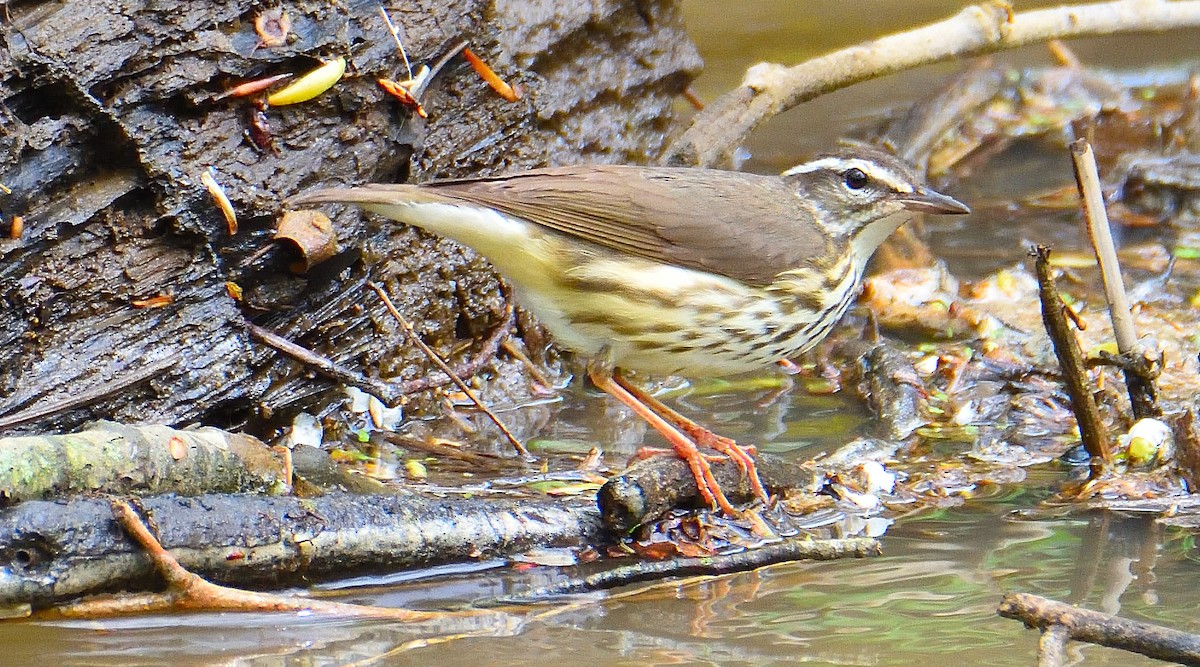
[781,147,969,264]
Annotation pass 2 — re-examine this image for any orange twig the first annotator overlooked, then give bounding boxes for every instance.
[461,48,521,102]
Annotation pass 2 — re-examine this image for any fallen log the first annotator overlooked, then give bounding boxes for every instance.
[0,421,289,504]
[0,492,604,608]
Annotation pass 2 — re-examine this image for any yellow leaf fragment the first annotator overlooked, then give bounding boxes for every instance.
[267,56,347,106]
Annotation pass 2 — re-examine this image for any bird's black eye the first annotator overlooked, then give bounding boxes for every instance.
[843,168,869,190]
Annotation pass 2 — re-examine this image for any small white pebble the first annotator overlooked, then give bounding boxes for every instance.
[288,412,323,448]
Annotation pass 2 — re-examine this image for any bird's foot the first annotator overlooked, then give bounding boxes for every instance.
[590,363,756,516]
[627,447,738,515]
[682,429,769,504]
[672,439,740,516]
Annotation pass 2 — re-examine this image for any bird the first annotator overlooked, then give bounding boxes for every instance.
[289,146,969,515]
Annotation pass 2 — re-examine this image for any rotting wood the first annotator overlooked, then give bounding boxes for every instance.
[999,592,1200,666]
[0,0,702,436]
[0,356,180,431]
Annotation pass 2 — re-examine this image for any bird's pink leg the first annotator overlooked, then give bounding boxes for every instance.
[587,362,740,515]
[613,373,770,504]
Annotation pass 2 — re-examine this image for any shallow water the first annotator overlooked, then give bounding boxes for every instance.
[5,2,1200,665]
[3,465,1195,666]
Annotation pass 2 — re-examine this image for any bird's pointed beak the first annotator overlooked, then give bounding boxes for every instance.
[899,187,970,215]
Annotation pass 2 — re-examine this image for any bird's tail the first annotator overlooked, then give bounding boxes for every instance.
[286,183,444,209]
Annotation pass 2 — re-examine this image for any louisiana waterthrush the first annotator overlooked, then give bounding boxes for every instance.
[290,147,969,514]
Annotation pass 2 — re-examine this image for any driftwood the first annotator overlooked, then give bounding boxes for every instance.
[34,498,506,623]
[0,492,604,608]
[999,592,1200,666]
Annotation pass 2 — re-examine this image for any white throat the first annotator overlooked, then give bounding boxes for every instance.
[850,211,912,268]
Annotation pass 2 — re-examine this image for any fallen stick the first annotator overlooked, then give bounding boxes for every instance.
[502,536,880,602]
[36,499,497,622]
[1032,245,1111,469]
[999,592,1200,666]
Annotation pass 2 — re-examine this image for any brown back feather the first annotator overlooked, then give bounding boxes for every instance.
[422,165,828,286]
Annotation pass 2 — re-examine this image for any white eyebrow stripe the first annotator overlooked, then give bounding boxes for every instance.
[781,157,916,193]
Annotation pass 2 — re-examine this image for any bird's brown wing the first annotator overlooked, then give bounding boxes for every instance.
[423,165,831,286]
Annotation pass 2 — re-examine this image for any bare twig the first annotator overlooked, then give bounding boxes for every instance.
[1032,245,1111,468]
[377,4,414,80]
[397,299,515,394]
[368,282,529,458]
[1070,139,1162,419]
[499,338,553,388]
[999,592,1200,666]
[1071,140,1135,349]
[378,431,502,466]
[666,0,1200,168]
[247,322,406,405]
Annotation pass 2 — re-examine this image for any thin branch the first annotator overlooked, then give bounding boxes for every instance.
[248,298,514,406]
[1070,138,1162,419]
[247,322,407,405]
[368,282,530,458]
[665,0,1200,167]
[1032,245,1111,468]
[999,592,1200,665]
[499,537,880,602]
[1072,140,1136,349]
[377,4,413,81]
